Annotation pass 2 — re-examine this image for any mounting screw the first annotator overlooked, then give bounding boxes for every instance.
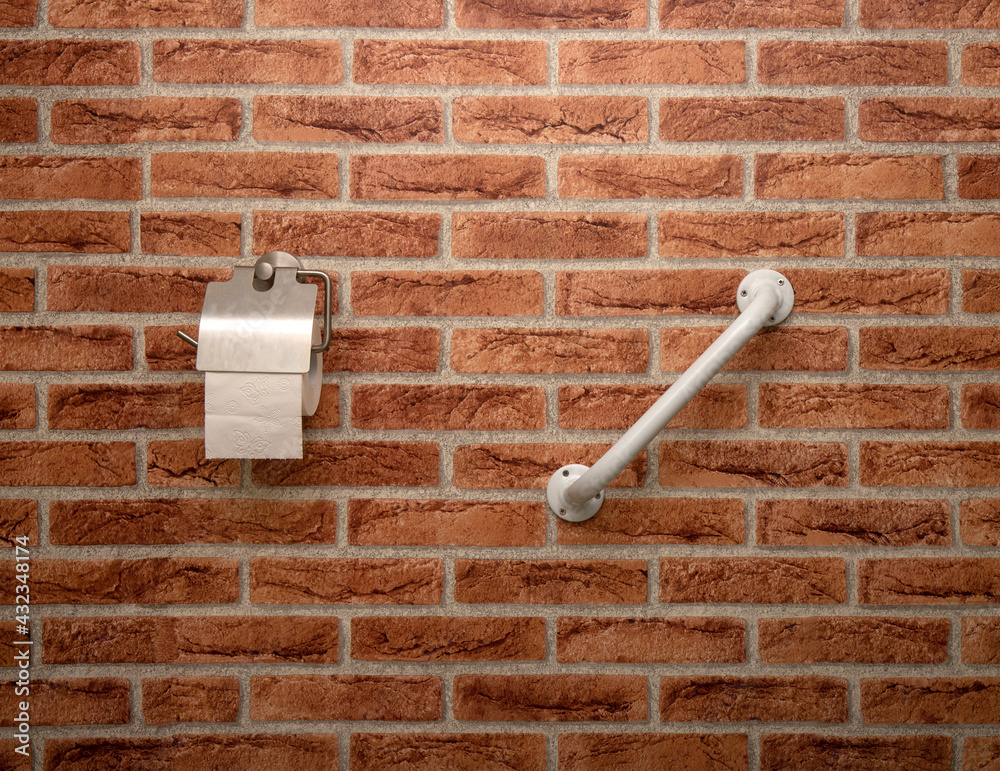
[562,469,569,477]
[740,289,747,297]
[594,493,601,500]
[559,509,567,516]
[769,316,775,322]
[777,278,785,286]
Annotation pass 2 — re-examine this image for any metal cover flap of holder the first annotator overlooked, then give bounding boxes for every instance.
[195,266,318,374]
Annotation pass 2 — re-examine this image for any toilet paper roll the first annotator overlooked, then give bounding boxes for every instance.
[204,351,322,460]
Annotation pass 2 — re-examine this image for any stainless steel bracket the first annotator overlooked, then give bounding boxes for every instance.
[176,252,332,373]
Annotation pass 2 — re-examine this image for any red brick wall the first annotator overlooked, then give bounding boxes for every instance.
[2,0,999,768]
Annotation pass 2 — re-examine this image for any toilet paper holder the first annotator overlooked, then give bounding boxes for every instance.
[176,251,332,373]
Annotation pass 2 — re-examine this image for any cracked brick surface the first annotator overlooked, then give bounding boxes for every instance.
[5,0,1000,763]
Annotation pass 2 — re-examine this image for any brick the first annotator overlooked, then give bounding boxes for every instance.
[251,557,442,605]
[52,97,240,144]
[964,738,1000,769]
[154,39,342,84]
[759,40,948,85]
[348,499,545,547]
[251,675,441,721]
[858,212,1000,257]
[660,0,845,28]
[558,616,744,663]
[453,443,645,490]
[0,265,31,307]
[142,676,238,724]
[355,39,546,85]
[661,97,844,141]
[1,155,140,200]
[352,734,546,771]
[0,441,134,487]
[48,383,202,429]
[959,155,1000,199]
[152,152,337,199]
[454,96,647,144]
[455,559,647,604]
[962,499,1000,546]
[141,212,240,257]
[0,40,139,85]
[560,734,749,771]
[0,97,36,142]
[559,154,741,199]
[255,211,439,258]
[43,615,339,664]
[781,268,949,315]
[761,734,951,771]
[759,617,950,664]
[755,153,943,200]
[862,442,1000,487]
[352,385,545,430]
[352,271,542,317]
[560,40,744,84]
[860,98,1000,141]
[452,328,647,374]
[453,212,646,260]
[457,0,644,28]
[560,384,747,431]
[661,557,846,604]
[0,621,18,666]
[863,327,1000,371]
[661,676,847,722]
[110,266,305,317]
[324,328,441,373]
[963,617,1000,664]
[255,95,442,143]
[352,616,545,662]
[0,558,235,605]
[256,0,442,27]
[352,154,544,200]
[49,0,242,27]
[0,383,33,429]
[305,386,340,430]
[662,326,848,371]
[49,266,227,313]
[964,384,1000,429]
[557,497,744,545]
[0,0,35,26]
[660,210,844,259]
[859,558,1000,605]
[759,383,950,429]
[0,500,36,547]
[862,678,1000,723]
[861,0,1000,28]
[251,441,439,487]
[963,43,1000,86]
[454,674,646,721]
[1,325,132,371]
[50,498,335,545]
[660,440,848,488]
[0,679,128,726]
[44,735,339,770]
[0,210,129,253]
[147,439,239,488]
[557,269,742,316]
[757,498,951,547]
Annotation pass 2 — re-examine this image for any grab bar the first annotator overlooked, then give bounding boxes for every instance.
[547,269,794,522]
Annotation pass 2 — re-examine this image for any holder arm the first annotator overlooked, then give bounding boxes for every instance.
[548,270,793,522]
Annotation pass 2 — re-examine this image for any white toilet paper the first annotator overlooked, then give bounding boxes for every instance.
[203,350,322,460]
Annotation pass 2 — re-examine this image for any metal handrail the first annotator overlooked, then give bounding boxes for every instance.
[547,269,794,522]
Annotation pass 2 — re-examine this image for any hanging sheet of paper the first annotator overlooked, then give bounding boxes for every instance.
[205,372,304,459]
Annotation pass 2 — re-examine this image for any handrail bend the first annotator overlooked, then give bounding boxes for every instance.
[547,269,794,522]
